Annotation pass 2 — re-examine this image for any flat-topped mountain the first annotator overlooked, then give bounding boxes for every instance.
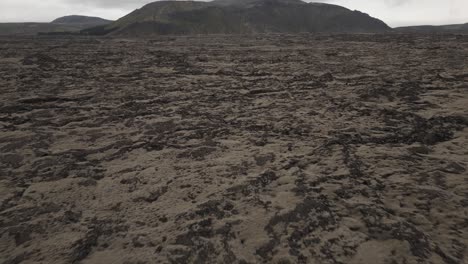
[51,15,112,26]
[396,23,468,34]
[0,15,112,36]
[83,0,390,36]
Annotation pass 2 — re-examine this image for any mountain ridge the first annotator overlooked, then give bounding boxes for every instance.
[395,23,468,34]
[82,0,390,36]
[0,15,112,35]
[51,15,112,25]
[5,1,466,36]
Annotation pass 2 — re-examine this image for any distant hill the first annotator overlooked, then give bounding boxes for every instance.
[83,0,390,36]
[395,23,468,34]
[52,15,112,26]
[0,15,112,36]
[0,23,79,36]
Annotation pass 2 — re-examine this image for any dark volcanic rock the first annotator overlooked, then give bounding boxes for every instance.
[0,34,467,264]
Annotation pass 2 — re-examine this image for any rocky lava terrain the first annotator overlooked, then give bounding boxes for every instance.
[0,34,467,264]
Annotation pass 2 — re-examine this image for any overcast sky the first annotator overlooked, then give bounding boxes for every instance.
[0,0,466,27]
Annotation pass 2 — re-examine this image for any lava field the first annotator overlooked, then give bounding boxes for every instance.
[0,34,467,263]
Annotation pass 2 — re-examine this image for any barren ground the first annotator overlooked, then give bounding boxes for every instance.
[0,34,467,264]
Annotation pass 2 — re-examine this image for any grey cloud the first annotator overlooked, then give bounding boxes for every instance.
[316,0,411,7]
[384,0,411,7]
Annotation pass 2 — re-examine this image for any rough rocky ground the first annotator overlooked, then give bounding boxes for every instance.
[0,34,467,264]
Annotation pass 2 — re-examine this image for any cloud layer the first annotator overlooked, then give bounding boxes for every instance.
[318,0,467,26]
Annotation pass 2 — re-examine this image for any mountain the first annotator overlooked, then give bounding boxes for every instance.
[51,15,112,26]
[395,23,468,34]
[83,0,390,36]
[213,0,305,7]
[0,15,112,36]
